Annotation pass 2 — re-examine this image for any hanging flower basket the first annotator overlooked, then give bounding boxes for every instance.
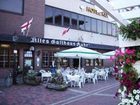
[113,48,140,104]
[119,19,140,41]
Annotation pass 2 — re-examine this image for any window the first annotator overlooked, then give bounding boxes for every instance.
[102,21,107,34]
[85,17,91,31]
[112,24,117,36]
[107,23,112,35]
[49,52,55,66]
[61,58,69,67]
[45,5,115,36]
[91,18,97,32]
[42,51,49,68]
[10,50,19,68]
[23,50,33,67]
[71,13,78,29]
[95,59,103,66]
[0,0,23,14]
[78,15,85,30]
[97,20,102,34]
[63,11,71,27]
[0,48,19,68]
[54,9,62,26]
[45,6,54,24]
[42,51,55,68]
[85,59,93,66]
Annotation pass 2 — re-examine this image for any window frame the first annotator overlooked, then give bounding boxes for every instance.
[0,47,19,68]
[0,0,24,15]
[45,6,54,25]
[45,5,118,37]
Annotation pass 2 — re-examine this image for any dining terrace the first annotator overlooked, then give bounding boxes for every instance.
[0,76,120,105]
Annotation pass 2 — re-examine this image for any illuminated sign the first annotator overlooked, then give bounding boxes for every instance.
[30,37,89,47]
[86,6,108,18]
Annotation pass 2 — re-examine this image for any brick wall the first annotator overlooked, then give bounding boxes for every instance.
[0,0,45,37]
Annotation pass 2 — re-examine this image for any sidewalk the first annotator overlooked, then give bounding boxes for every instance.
[0,77,120,105]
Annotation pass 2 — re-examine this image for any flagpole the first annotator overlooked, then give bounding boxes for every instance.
[26,26,30,36]
[21,17,33,36]
[22,30,26,36]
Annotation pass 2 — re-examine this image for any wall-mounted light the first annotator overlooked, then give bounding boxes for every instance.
[13,49,17,54]
[0,44,10,48]
[30,46,35,51]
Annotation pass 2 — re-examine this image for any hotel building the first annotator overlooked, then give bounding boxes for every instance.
[0,0,118,74]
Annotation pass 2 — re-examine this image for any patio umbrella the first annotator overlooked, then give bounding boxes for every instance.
[100,51,115,59]
[54,46,101,69]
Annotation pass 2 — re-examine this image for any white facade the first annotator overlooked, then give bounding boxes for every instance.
[108,0,140,47]
[44,0,118,48]
[119,35,140,47]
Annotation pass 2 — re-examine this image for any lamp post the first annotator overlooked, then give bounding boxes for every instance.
[13,49,17,84]
[12,35,18,85]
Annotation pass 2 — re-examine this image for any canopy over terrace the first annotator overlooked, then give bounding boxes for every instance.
[54,46,101,69]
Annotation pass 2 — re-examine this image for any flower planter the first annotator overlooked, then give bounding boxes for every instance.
[24,76,41,86]
[46,83,67,91]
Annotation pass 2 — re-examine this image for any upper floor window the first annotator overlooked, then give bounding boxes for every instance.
[97,20,102,34]
[71,13,78,29]
[0,0,24,14]
[107,23,112,35]
[63,11,71,27]
[112,24,117,36]
[45,6,54,24]
[102,21,107,34]
[45,5,118,37]
[54,9,62,26]
[78,15,85,30]
[85,17,91,31]
[91,18,97,32]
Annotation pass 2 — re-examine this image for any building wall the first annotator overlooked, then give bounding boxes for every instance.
[44,0,118,47]
[119,35,140,47]
[45,0,110,21]
[0,0,45,37]
[44,25,118,46]
[0,0,116,72]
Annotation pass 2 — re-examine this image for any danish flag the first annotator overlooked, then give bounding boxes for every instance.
[21,18,33,33]
[62,27,70,36]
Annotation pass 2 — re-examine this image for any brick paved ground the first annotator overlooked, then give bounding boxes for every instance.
[0,77,120,105]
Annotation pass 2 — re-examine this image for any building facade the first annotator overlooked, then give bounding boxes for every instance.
[0,0,118,74]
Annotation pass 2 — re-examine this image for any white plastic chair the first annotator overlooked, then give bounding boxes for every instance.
[39,70,52,81]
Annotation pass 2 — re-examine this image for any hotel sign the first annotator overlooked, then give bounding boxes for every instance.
[30,37,89,47]
[86,6,108,18]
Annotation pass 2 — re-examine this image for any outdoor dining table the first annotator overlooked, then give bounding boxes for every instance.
[66,74,81,88]
[85,73,95,83]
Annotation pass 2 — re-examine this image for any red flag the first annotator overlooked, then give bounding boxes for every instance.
[62,27,70,35]
[21,17,33,33]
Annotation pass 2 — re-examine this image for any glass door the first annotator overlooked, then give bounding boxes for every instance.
[23,50,34,69]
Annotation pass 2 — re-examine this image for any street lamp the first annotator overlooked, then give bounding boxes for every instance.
[13,49,17,84]
[12,35,18,85]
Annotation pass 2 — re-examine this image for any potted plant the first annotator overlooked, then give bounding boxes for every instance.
[24,70,41,86]
[46,73,67,91]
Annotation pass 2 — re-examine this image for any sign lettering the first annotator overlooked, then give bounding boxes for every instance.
[86,6,108,18]
[30,37,89,47]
